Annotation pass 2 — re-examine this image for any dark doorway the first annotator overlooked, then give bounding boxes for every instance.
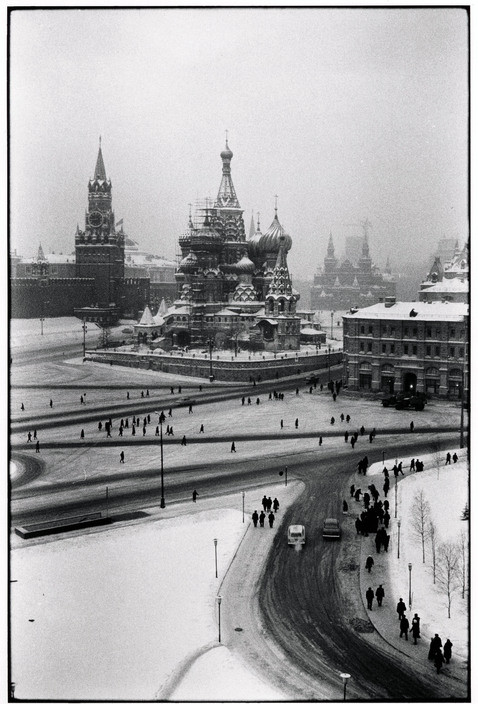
[176,330,190,347]
[403,372,417,394]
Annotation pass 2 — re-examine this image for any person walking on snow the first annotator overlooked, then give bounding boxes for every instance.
[400,616,410,640]
[231,441,236,452]
[443,639,453,664]
[375,584,385,606]
[259,511,266,527]
[273,498,280,512]
[396,598,406,620]
[434,648,444,674]
[410,618,420,644]
[366,587,374,610]
[252,510,258,527]
[120,451,124,463]
[268,512,275,528]
[365,555,374,573]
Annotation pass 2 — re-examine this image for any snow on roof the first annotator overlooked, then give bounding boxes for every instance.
[137,306,155,326]
[423,279,469,293]
[342,301,468,322]
[214,308,239,317]
[300,327,325,336]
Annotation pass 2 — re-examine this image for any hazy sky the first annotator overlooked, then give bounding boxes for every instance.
[9,7,468,279]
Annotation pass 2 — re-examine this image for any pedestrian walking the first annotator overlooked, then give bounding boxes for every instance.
[452,452,458,463]
[143,426,146,436]
[365,555,374,573]
[127,391,130,400]
[280,419,283,429]
[319,436,323,446]
[411,613,421,639]
[120,451,124,463]
[332,392,337,402]
[340,413,345,422]
[410,421,414,432]
[375,584,385,606]
[181,435,187,446]
[443,639,453,664]
[231,441,236,452]
[141,391,144,398]
[295,418,299,428]
[242,396,245,406]
[118,426,123,437]
[200,424,204,433]
[366,587,374,610]
[369,432,373,443]
[132,425,136,436]
[49,399,53,408]
[273,497,279,512]
[400,616,410,640]
[35,440,40,453]
[259,511,266,527]
[80,429,85,439]
[410,619,420,644]
[375,532,382,554]
[252,510,258,527]
[445,452,451,465]
[345,431,349,442]
[431,634,442,654]
[410,458,415,471]
[189,404,193,413]
[351,437,356,449]
[396,598,406,620]
[155,426,159,436]
[268,512,275,528]
[192,490,198,503]
[27,432,32,442]
[342,500,348,514]
[434,648,444,674]
[350,484,355,497]
[21,403,25,411]
[146,389,149,397]
[346,414,350,423]
[178,386,182,393]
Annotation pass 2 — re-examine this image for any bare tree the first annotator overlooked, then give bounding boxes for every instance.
[428,519,438,584]
[458,530,468,600]
[436,541,460,618]
[410,490,431,563]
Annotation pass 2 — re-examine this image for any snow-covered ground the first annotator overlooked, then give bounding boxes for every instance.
[11,450,468,700]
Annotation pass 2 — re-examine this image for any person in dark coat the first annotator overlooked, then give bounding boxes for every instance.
[259,511,266,527]
[340,413,345,422]
[342,500,348,514]
[27,432,32,442]
[375,584,385,606]
[355,518,362,535]
[262,495,268,511]
[383,534,390,552]
[200,424,204,433]
[181,435,187,446]
[280,419,283,429]
[295,418,299,428]
[345,431,349,443]
[142,426,146,436]
[452,453,458,463]
[410,420,414,432]
[132,425,136,436]
[400,616,410,640]
[267,497,273,512]
[434,648,444,674]
[350,436,356,449]
[410,618,420,644]
[81,429,85,439]
[350,484,355,497]
[354,488,362,502]
[231,441,236,452]
[360,425,365,435]
[411,613,421,639]
[396,598,406,620]
[273,497,279,512]
[252,510,258,527]
[374,532,382,553]
[268,512,275,528]
[319,436,323,446]
[330,416,335,425]
[445,452,451,465]
[120,451,124,463]
[192,490,198,503]
[35,440,40,453]
[366,587,374,610]
[443,639,453,663]
[431,634,442,654]
[410,458,415,471]
[365,555,374,573]
[346,414,350,423]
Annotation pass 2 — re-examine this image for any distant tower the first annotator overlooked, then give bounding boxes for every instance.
[75,139,124,308]
[324,233,338,274]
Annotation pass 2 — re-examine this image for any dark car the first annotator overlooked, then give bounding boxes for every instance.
[381,394,405,407]
[395,397,425,411]
[322,518,341,540]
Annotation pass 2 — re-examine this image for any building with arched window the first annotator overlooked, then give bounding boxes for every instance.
[342,300,468,398]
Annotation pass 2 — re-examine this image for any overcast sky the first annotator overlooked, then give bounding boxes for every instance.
[9,7,468,279]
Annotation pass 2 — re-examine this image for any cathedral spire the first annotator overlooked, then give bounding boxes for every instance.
[327,232,335,258]
[215,138,240,208]
[267,235,293,297]
[249,212,255,239]
[94,137,107,181]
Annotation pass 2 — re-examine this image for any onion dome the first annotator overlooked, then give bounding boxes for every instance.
[220,140,233,160]
[259,206,292,254]
[248,212,263,258]
[179,251,198,272]
[235,255,255,274]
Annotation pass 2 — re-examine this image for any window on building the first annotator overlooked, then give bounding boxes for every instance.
[360,325,365,334]
[413,327,418,337]
[426,345,431,356]
[50,265,57,275]
[458,347,463,358]
[368,325,373,334]
[412,345,417,355]
[367,342,372,352]
[450,347,455,357]
[360,342,364,352]
[404,326,409,336]
[426,327,432,337]
[390,344,395,354]
[390,326,395,335]
[25,265,32,274]
[382,344,386,353]
[404,344,409,355]
[450,328,455,338]
[435,346,440,357]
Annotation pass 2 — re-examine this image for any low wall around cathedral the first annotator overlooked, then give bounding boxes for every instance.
[85,349,343,382]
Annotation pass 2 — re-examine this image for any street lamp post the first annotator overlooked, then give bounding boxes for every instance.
[328,346,331,381]
[339,673,351,701]
[394,474,398,518]
[216,594,222,643]
[382,450,386,465]
[82,318,88,357]
[214,538,218,578]
[330,311,334,340]
[278,466,288,486]
[397,519,401,559]
[408,563,412,608]
[10,682,16,700]
[158,411,166,508]
[242,491,245,523]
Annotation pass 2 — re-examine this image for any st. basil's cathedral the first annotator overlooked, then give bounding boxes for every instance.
[165,140,302,351]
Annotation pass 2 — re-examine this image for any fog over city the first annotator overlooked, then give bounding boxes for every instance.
[10,7,468,279]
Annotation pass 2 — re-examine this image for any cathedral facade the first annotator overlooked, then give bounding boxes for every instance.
[310,228,396,311]
[164,140,301,351]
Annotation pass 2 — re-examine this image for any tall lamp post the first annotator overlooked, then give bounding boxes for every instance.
[158,411,166,508]
[330,311,334,340]
[213,538,218,578]
[279,466,288,486]
[339,673,351,701]
[242,491,245,523]
[408,563,413,608]
[397,519,401,559]
[82,318,88,357]
[207,337,214,382]
[382,450,386,465]
[216,594,222,643]
[394,474,398,518]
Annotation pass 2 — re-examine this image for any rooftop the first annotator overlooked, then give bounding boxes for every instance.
[342,301,468,322]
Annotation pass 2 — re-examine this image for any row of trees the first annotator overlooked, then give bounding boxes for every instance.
[410,489,468,618]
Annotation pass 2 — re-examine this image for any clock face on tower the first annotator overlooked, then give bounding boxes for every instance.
[88,211,103,228]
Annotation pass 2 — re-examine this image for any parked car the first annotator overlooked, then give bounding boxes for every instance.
[322,518,341,540]
[395,396,425,411]
[288,524,306,546]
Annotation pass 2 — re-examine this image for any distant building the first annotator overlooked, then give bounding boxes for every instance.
[310,225,396,310]
[419,241,468,302]
[342,300,468,398]
[164,140,301,351]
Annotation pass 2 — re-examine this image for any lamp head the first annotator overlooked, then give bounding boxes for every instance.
[408,562,412,571]
[216,594,222,605]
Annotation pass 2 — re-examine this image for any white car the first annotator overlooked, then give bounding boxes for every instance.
[288,524,305,546]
